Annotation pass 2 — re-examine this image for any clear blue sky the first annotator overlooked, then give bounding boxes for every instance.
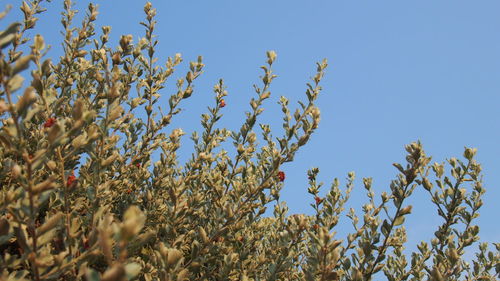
[4,0,499,254]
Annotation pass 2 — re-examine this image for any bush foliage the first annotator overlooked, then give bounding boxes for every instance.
[0,1,498,280]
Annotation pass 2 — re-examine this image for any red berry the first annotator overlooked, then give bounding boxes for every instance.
[220,99,226,108]
[315,196,322,205]
[43,118,56,128]
[278,171,285,182]
[67,174,76,187]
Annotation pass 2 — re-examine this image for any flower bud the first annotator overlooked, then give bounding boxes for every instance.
[463,147,477,160]
[266,50,277,65]
[422,178,433,191]
[237,144,245,155]
[112,52,121,65]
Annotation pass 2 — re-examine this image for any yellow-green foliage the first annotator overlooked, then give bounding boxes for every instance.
[0,1,498,280]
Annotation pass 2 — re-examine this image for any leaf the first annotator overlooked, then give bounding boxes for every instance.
[198,226,209,244]
[0,6,11,20]
[37,228,57,246]
[14,226,29,252]
[0,22,21,49]
[47,123,61,145]
[381,220,391,237]
[0,217,9,236]
[7,74,24,92]
[72,98,84,120]
[394,215,405,226]
[122,206,145,239]
[7,270,30,281]
[37,212,63,235]
[108,104,124,121]
[34,34,45,50]
[12,55,33,75]
[85,268,101,281]
[32,176,57,194]
[399,205,412,216]
[69,217,82,238]
[15,86,36,118]
[393,163,405,173]
[0,135,11,152]
[23,105,41,123]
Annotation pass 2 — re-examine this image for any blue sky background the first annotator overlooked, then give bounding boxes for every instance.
[4,0,499,256]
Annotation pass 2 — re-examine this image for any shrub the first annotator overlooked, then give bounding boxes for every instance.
[0,1,498,280]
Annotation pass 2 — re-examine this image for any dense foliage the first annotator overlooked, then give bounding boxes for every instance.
[0,1,498,280]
